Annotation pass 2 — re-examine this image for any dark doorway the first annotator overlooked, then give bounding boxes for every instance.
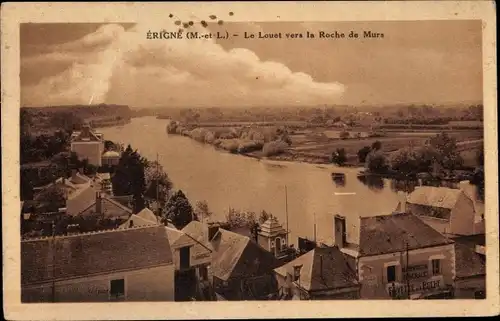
[175,269,197,301]
[180,246,190,270]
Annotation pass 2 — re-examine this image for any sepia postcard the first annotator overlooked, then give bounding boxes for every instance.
[2,1,499,319]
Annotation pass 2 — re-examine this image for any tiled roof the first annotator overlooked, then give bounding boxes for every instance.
[211,229,279,281]
[258,216,286,237]
[406,186,465,209]
[119,208,159,229]
[71,126,102,142]
[275,246,359,291]
[181,221,211,245]
[69,172,91,185]
[21,225,173,286]
[78,196,132,219]
[453,235,486,278]
[183,221,279,281]
[358,213,453,256]
[165,226,184,245]
[65,184,98,216]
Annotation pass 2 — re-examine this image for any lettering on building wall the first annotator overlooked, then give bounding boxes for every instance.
[388,280,442,297]
[59,284,108,296]
[403,264,428,279]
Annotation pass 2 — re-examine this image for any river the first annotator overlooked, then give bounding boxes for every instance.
[100,117,412,245]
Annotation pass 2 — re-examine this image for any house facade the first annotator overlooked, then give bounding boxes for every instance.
[452,235,486,299]
[396,186,481,236]
[70,124,104,167]
[274,245,360,300]
[21,225,175,302]
[184,221,280,300]
[167,223,214,301]
[334,213,456,299]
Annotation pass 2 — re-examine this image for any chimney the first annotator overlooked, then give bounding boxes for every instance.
[71,169,77,181]
[95,192,102,215]
[333,215,346,248]
[82,124,90,136]
[208,224,220,241]
[397,191,407,213]
[129,220,134,228]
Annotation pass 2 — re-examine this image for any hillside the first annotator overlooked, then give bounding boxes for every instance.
[21,104,132,134]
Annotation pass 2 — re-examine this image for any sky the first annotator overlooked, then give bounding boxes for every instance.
[20,20,482,108]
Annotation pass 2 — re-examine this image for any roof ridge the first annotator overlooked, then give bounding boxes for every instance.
[21,224,162,242]
[102,197,133,212]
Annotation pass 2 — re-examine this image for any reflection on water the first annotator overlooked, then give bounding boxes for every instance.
[356,174,385,192]
[390,179,419,193]
[332,176,346,187]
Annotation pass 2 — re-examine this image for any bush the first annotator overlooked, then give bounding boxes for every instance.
[366,151,388,173]
[262,140,288,157]
[340,131,350,140]
[237,140,263,153]
[358,146,372,163]
[331,148,347,166]
[390,147,419,175]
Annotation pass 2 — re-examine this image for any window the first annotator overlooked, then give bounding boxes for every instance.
[431,259,441,276]
[387,265,397,283]
[180,246,190,269]
[110,278,125,300]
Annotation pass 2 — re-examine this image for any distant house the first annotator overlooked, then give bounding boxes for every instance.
[70,124,104,166]
[274,245,360,300]
[452,234,486,299]
[184,221,280,300]
[21,225,175,302]
[77,192,132,221]
[395,186,480,236]
[332,213,456,299]
[120,208,159,229]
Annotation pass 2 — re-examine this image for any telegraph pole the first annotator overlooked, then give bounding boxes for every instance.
[285,185,289,245]
[156,153,159,214]
[406,241,411,300]
[51,220,56,302]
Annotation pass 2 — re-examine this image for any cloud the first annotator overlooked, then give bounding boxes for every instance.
[22,23,345,107]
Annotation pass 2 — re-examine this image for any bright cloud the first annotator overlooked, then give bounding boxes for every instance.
[22,23,346,107]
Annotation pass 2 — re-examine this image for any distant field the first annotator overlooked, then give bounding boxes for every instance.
[286,127,483,167]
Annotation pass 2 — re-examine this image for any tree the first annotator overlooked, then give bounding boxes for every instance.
[162,190,196,229]
[259,210,270,224]
[358,146,372,163]
[20,170,34,201]
[476,149,484,167]
[144,161,173,207]
[413,146,439,173]
[195,200,212,223]
[331,148,347,166]
[225,207,247,229]
[390,148,419,175]
[428,133,463,172]
[366,151,388,173]
[34,185,66,212]
[111,145,146,213]
[371,140,382,151]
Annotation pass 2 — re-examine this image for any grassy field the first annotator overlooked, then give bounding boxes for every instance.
[285,127,483,166]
